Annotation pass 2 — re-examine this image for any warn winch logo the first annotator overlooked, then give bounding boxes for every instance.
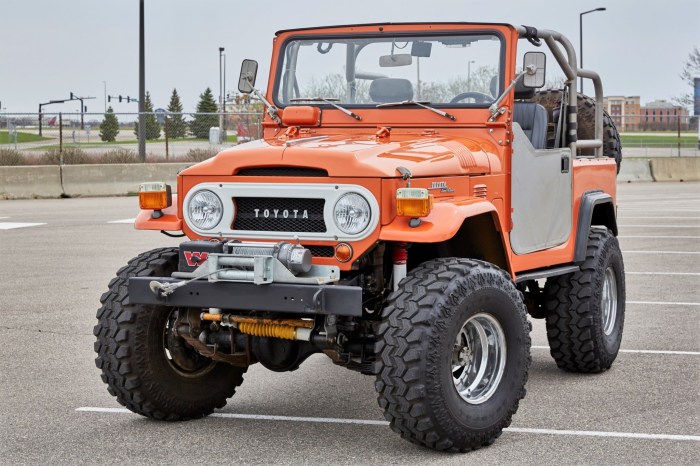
[183,251,209,267]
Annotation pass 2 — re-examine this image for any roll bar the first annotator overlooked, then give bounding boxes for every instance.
[516,26,603,158]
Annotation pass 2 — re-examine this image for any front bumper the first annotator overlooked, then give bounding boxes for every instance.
[128,277,363,317]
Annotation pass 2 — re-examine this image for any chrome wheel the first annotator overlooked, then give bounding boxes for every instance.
[452,312,507,404]
[602,267,618,336]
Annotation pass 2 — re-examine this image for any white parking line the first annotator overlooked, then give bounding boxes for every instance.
[108,218,136,224]
[627,301,700,306]
[620,210,700,213]
[618,225,700,228]
[619,236,700,239]
[626,272,700,276]
[618,216,700,220]
[623,251,700,255]
[75,407,700,442]
[0,222,46,230]
[531,346,700,356]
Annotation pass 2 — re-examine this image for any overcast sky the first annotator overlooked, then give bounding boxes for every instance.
[0,0,697,114]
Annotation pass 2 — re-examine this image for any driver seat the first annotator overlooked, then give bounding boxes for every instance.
[369,78,414,103]
[512,81,547,149]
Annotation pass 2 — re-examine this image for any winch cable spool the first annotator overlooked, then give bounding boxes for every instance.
[227,241,312,275]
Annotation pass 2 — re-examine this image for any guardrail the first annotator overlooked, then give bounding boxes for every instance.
[1,158,697,200]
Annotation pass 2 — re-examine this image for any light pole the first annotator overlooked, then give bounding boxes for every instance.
[579,7,606,94]
[102,81,107,112]
[467,60,476,91]
[138,0,146,161]
[219,46,225,140]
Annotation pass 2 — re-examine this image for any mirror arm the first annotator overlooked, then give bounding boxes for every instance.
[250,86,281,124]
[488,71,525,121]
[488,64,539,121]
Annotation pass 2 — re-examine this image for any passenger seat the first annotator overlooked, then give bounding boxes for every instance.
[512,81,547,149]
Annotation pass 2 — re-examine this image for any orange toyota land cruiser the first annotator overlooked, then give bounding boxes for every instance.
[94,23,624,452]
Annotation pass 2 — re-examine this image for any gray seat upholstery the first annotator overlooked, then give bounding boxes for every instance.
[369,78,414,103]
[513,80,547,149]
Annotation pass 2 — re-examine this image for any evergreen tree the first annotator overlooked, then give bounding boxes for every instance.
[191,87,219,139]
[166,88,187,138]
[134,91,161,140]
[99,106,120,142]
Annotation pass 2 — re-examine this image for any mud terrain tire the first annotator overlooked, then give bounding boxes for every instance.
[374,258,531,452]
[544,228,626,372]
[533,90,622,173]
[94,247,246,420]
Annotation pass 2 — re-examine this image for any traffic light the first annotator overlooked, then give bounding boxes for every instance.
[108,96,111,102]
[70,92,74,100]
[127,96,131,103]
[119,95,123,103]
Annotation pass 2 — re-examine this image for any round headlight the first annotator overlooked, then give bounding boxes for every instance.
[187,190,223,230]
[333,193,371,235]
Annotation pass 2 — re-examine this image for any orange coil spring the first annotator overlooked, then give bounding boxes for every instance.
[237,322,297,340]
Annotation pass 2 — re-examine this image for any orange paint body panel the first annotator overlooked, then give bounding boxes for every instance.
[135,195,182,231]
[134,22,618,280]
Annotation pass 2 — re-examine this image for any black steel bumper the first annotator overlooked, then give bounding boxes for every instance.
[128,277,363,317]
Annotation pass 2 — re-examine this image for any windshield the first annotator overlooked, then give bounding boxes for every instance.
[275,33,503,107]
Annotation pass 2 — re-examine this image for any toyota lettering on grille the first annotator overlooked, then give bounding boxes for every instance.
[253,208,309,219]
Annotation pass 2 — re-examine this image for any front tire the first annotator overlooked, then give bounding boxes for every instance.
[93,247,247,420]
[544,228,626,372]
[374,258,531,452]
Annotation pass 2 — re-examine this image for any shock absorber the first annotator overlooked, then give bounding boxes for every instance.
[200,313,314,341]
[393,242,408,291]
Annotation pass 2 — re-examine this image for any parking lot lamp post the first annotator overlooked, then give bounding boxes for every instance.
[579,7,606,94]
[138,0,146,161]
[467,60,475,91]
[219,47,225,140]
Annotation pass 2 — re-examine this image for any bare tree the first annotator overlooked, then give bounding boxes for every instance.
[673,46,699,108]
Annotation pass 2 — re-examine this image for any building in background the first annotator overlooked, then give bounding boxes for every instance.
[603,96,640,131]
[639,100,689,131]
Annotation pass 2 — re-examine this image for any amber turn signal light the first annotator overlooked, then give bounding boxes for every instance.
[139,182,172,210]
[396,188,433,218]
[335,243,353,263]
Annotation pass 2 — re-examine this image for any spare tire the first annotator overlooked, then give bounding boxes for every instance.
[533,90,622,174]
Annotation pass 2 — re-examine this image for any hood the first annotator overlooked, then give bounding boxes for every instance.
[181,134,499,178]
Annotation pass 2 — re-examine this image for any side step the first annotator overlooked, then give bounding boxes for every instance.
[514,264,580,283]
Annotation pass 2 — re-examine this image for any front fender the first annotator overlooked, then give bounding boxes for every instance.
[134,194,182,231]
[379,197,498,243]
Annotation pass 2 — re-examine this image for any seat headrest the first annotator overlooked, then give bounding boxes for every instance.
[514,79,535,100]
[490,76,499,98]
[369,78,414,103]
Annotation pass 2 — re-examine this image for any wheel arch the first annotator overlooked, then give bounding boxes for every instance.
[407,211,510,275]
[574,190,618,263]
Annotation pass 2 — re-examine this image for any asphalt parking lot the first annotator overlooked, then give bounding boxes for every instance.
[0,181,698,465]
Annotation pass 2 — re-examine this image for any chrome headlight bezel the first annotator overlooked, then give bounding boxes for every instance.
[186,189,225,231]
[333,192,372,235]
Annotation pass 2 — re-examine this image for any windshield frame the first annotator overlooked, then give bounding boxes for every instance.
[271,30,506,110]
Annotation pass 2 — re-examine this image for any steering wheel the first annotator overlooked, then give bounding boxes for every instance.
[450,91,494,104]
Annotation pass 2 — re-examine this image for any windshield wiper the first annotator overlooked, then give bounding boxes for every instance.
[290,97,362,121]
[376,100,456,121]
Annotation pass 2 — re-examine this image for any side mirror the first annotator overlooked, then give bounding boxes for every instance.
[379,54,412,67]
[522,52,546,88]
[238,59,258,94]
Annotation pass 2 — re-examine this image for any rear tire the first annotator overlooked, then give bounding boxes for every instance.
[544,228,626,372]
[93,247,246,420]
[533,90,622,173]
[374,258,531,452]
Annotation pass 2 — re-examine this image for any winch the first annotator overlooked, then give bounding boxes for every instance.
[149,240,338,297]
